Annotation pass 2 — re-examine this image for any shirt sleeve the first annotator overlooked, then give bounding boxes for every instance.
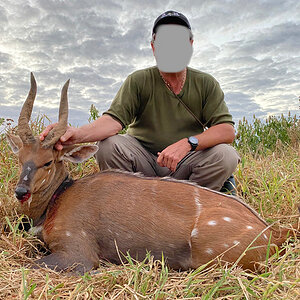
[202,78,234,128]
[103,74,140,128]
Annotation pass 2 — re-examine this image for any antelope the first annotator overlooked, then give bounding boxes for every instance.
[6,73,299,274]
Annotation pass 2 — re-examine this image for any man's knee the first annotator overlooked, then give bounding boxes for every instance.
[95,135,120,162]
[212,144,240,175]
[188,144,240,191]
[95,134,157,176]
[94,134,133,171]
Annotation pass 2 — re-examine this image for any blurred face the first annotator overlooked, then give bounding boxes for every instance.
[152,24,193,73]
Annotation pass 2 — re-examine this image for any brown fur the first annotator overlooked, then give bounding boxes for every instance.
[36,170,298,274]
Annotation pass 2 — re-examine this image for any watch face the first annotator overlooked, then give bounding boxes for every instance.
[189,136,198,145]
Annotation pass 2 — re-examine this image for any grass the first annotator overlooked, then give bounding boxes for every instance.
[0,114,299,299]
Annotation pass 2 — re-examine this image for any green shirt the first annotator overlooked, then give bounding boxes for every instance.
[104,66,234,154]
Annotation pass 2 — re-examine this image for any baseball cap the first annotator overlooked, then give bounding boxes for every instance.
[152,10,191,34]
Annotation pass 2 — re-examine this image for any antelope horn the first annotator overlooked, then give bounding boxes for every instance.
[42,79,70,148]
[18,73,37,144]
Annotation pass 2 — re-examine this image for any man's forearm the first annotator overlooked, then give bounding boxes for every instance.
[194,123,235,151]
[79,114,123,143]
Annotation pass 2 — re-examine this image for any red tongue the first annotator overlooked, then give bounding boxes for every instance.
[20,193,31,204]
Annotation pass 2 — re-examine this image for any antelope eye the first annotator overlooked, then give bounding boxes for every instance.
[43,160,53,167]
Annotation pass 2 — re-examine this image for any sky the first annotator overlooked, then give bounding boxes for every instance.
[0,0,299,131]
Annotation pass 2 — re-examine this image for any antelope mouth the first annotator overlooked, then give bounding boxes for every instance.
[16,192,32,204]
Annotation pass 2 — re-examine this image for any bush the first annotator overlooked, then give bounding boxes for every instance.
[233,114,299,155]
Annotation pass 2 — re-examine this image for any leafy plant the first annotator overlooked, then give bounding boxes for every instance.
[234,113,299,155]
[88,104,100,123]
[88,104,128,134]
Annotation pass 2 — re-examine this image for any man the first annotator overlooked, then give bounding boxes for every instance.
[41,11,240,192]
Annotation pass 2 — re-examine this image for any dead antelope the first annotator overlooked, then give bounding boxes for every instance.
[6,73,299,274]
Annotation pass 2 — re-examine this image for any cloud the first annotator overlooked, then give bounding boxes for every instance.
[0,0,299,130]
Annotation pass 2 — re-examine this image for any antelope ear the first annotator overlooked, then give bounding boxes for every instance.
[60,144,98,163]
[6,134,23,153]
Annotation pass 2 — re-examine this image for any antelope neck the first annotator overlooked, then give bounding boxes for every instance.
[29,167,69,220]
[35,176,74,227]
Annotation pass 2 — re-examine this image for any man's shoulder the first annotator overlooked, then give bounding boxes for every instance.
[188,67,218,83]
[129,66,157,79]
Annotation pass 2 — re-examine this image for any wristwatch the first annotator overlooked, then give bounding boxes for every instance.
[188,136,198,151]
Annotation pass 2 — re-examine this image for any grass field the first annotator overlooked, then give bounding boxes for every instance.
[0,114,299,299]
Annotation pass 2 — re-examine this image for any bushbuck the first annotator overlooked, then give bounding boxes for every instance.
[6,73,299,274]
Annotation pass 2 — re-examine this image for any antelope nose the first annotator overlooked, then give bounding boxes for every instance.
[15,186,28,200]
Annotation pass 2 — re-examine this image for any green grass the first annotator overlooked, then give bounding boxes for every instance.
[0,113,299,299]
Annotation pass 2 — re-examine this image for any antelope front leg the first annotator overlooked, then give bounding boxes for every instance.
[34,252,95,274]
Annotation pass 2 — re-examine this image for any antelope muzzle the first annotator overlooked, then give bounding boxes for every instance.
[15,185,31,204]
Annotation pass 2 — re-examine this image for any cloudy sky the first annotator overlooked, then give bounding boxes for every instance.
[0,0,299,130]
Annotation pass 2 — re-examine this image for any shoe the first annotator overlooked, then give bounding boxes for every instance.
[220,174,236,196]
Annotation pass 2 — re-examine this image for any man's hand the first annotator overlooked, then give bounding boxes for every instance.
[39,115,123,151]
[40,124,82,151]
[157,138,192,172]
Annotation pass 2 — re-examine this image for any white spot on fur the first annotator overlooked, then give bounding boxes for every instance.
[224,243,229,248]
[208,220,217,226]
[191,228,198,237]
[223,217,232,222]
[263,234,268,240]
[48,170,51,174]
[206,248,214,255]
[247,225,253,230]
[81,230,87,237]
[66,231,71,237]
[27,166,31,171]
[233,240,240,245]
[23,175,28,181]
[41,179,46,184]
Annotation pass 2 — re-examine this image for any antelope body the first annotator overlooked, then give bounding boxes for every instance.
[7,74,298,274]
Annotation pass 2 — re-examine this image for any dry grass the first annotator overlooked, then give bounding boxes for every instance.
[0,117,299,299]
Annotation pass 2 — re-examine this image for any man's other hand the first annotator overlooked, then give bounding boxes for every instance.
[157,138,191,172]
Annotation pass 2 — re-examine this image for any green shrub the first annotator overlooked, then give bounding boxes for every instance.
[88,104,100,123]
[89,104,128,134]
[233,114,299,155]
